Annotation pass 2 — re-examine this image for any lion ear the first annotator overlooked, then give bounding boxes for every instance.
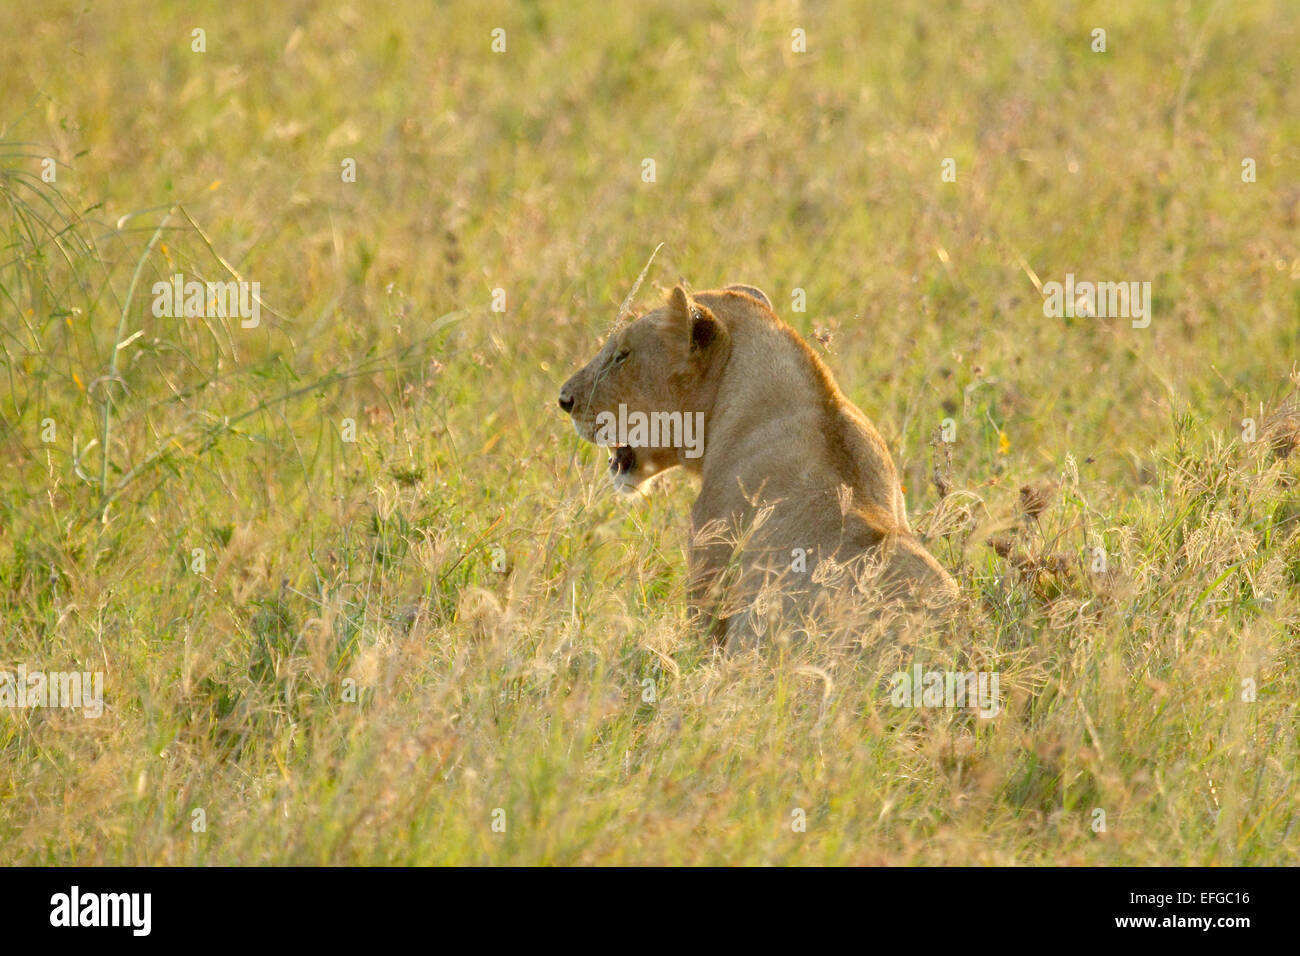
[725,284,772,309]
[666,284,725,354]
[667,284,694,318]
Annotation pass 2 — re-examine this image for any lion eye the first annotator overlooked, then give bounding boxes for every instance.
[613,349,630,364]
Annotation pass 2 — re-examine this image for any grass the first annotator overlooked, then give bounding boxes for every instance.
[1,0,1298,864]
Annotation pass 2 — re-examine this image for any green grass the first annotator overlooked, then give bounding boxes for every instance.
[1,0,1298,864]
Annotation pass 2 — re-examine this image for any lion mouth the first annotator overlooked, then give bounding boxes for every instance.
[609,445,637,477]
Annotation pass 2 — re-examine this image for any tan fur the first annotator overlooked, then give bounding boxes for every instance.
[559,283,957,648]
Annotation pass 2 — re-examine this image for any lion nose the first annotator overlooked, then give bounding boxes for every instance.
[558,390,575,414]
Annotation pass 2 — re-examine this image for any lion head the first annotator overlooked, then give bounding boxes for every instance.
[559,284,768,491]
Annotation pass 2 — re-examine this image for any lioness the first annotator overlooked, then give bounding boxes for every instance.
[559,283,957,648]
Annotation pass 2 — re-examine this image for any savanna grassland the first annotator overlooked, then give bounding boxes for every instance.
[1,0,1298,865]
